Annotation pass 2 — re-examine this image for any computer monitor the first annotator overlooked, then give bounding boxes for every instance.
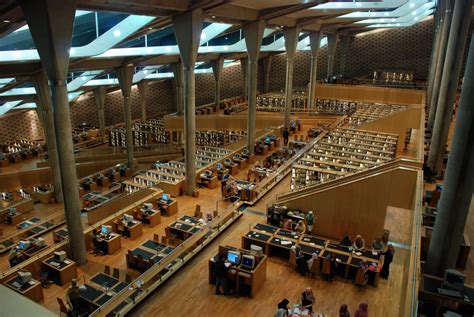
[161,193,170,202]
[18,271,32,284]
[234,154,241,160]
[7,207,16,216]
[264,137,271,143]
[204,170,212,177]
[18,240,30,250]
[225,158,232,165]
[227,251,241,265]
[101,225,112,235]
[241,254,255,270]
[34,238,46,248]
[123,214,134,223]
[444,269,465,288]
[242,149,249,156]
[143,203,153,212]
[54,251,67,262]
[216,163,223,170]
[250,244,263,256]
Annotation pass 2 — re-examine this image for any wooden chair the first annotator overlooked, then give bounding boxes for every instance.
[309,257,321,276]
[161,236,169,245]
[112,268,120,279]
[126,252,136,269]
[153,234,160,242]
[321,258,332,281]
[136,254,147,272]
[289,250,296,266]
[194,205,202,218]
[213,209,218,218]
[57,297,69,316]
[125,274,133,284]
[354,268,368,287]
[103,265,111,276]
[165,227,175,238]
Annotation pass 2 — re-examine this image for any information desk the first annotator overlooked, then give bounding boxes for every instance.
[241,223,382,286]
[209,245,267,298]
[42,256,77,285]
[5,275,44,302]
[156,198,178,216]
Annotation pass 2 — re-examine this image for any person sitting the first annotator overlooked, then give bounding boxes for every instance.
[339,304,351,317]
[340,234,352,247]
[275,298,290,317]
[283,219,293,230]
[353,235,365,250]
[295,220,306,235]
[372,238,384,252]
[8,246,21,267]
[300,287,315,313]
[206,211,214,222]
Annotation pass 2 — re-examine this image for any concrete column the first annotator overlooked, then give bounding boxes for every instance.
[426,35,474,277]
[243,20,266,155]
[326,33,337,80]
[308,31,321,111]
[21,0,87,264]
[283,27,300,129]
[240,58,248,100]
[173,9,204,195]
[116,64,135,170]
[426,1,445,110]
[428,0,453,129]
[211,57,224,108]
[427,0,472,177]
[33,72,63,203]
[137,81,149,122]
[339,35,351,77]
[93,87,106,141]
[172,61,184,115]
[263,55,273,93]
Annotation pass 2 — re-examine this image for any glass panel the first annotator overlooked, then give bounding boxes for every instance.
[207,30,241,46]
[97,12,128,36]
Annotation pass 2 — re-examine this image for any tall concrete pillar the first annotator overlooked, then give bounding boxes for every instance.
[173,9,204,195]
[137,81,149,122]
[428,0,453,129]
[172,61,184,115]
[326,33,337,80]
[243,20,266,155]
[33,72,63,203]
[426,1,445,111]
[283,27,300,129]
[427,0,472,177]
[116,64,135,170]
[93,87,106,141]
[240,58,248,101]
[21,0,87,264]
[339,35,351,77]
[426,35,474,277]
[211,57,224,108]
[308,31,321,111]
[263,55,273,93]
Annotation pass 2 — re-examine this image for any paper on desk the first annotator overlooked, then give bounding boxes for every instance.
[281,240,292,245]
[224,262,231,268]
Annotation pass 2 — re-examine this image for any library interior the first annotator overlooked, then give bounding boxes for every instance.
[0,0,473,316]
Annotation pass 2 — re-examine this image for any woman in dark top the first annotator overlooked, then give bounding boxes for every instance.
[301,287,315,313]
[380,244,395,279]
[339,304,350,317]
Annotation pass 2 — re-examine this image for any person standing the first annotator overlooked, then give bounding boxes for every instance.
[354,302,368,317]
[339,304,351,317]
[380,244,395,279]
[300,287,315,313]
[283,128,290,146]
[215,254,229,295]
[305,211,315,233]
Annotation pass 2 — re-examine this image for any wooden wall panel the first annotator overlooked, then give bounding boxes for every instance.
[281,167,418,243]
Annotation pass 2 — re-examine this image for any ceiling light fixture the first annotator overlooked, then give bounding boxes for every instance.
[113,29,121,37]
[3,20,10,23]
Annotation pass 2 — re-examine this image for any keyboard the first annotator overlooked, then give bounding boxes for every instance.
[437,288,462,298]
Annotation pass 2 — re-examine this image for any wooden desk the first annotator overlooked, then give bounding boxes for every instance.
[234,158,248,169]
[138,210,161,227]
[7,212,22,226]
[127,221,143,240]
[209,246,267,298]
[105,233,122,254]
[157,199,178,216]
[31,191,54,204]
[5,276,44,302]
[42,256,77,285]
[20,245,48,259]
[225,163,239,175]
[200,175,218,189]
[53,228,69,242]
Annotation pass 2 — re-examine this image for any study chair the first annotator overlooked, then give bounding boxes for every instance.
[194,205,202,219]
[57,297,69,316]
[113,268,120,279]
[126,251,137,269]
[153,234,160,243]
[309,258,321,276]
[289,250,296,266]
[125,274,133,284]
[161,236,169,245]
[103,265,111,276]
[136,254,148,272]
[354,268,368,288]
[321,258,332,281]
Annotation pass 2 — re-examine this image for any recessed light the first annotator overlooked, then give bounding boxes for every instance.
[223,46,228,51]
[380,19,385,22]
[414,17,418,20]
[165,46,171,52]
[409,3,415,8]
[370,12,376,17]
[70,48,75,54]
[412,11,417,15]
[113,29,121,37]
[384,12,389,16]
[3,20,10,23]
[355,2,362,7]
[201,32,206,39]
[211,15,216,19]
[396,23,401,26]
[391,19,395,22]
[148,27,153,30]
[81,76,87,80]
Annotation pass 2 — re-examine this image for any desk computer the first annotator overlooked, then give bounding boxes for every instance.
[101,225,112,236]
[122,214,134,227]
[18,240,31,250]
[227,251,241,265]
[438,269,466,298]
[160,193,171,204]
[204,170,213,178]
[216,163,223,170]
[141,203,154,214]
[242,254,255,270]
